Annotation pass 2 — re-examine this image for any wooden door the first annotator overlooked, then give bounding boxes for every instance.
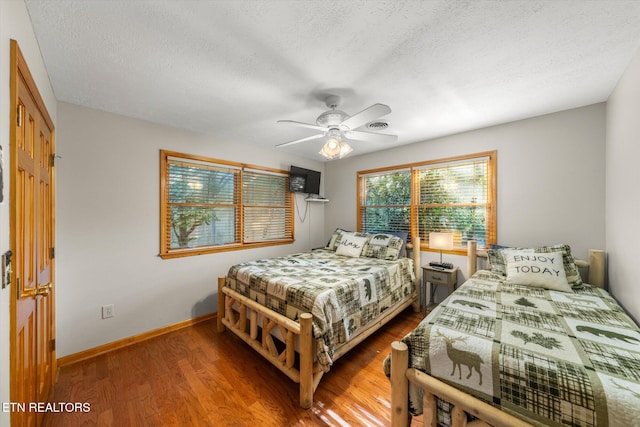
[10,39,56,427]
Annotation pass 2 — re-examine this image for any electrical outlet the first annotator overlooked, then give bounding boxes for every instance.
[102,304,115,319]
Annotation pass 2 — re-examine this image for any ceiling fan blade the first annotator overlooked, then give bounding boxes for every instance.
[344,130,398,144]
[339,103,391,130]
[277,120,326,132]
[276,133,325,148]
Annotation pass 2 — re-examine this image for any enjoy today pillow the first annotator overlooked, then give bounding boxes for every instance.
[336,234,368,257]
[505,251,573,293]
[488,244,583,288]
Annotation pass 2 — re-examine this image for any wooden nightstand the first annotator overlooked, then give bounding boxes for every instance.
[422,265,458,314]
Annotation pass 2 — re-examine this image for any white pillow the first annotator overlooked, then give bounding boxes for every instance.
[336,235,368,257]
[505,251,573,293]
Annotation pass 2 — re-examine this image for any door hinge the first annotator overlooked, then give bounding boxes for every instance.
[16,277,21,298]
[50,339,56,352]
[16,104,23,127]
[50,154,56,167]
[50,247,55,259]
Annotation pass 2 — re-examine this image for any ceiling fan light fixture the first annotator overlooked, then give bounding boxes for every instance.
[319,139,340,159]
[338,141,353,158]
[319,130,352,160]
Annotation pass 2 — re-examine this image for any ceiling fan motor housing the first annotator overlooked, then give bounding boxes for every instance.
[316,109,350,127]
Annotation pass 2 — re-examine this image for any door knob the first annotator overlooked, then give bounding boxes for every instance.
[35,284,52,296]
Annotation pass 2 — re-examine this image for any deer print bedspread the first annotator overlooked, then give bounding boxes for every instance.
[225,249,415,372]
[384,270,640,427]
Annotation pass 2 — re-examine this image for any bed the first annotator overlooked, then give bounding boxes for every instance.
[217,230,421,408]
[387,241,640,427]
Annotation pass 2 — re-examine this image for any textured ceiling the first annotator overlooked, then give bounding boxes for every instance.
[25,0,640,161]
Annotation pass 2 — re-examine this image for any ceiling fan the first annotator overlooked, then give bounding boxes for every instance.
[276,95,398,159]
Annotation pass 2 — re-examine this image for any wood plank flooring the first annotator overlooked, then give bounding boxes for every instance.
[43,308,424,427]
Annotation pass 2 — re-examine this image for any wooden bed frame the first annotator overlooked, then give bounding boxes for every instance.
[217,237,423,409]
[390,241,606,427]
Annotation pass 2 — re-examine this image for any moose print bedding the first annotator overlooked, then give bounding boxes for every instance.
[225,248,415,372]
[384,270,640,427]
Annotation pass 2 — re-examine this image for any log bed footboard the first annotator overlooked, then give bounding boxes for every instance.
[216,276,317,408]
[217,281,419,409]
[390,341,533,427]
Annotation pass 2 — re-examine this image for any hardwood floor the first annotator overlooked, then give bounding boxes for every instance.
[43,308,424,427]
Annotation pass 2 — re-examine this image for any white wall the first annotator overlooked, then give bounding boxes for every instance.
[606,46,640,323]
[324,104,606,295]
[0,0,58,423]
[55,102,325,358]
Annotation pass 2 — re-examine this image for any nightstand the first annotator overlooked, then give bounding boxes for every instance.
[422,265,458,314]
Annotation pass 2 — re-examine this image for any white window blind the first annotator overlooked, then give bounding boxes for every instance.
[417,157,490,248]
[360,169,411,233]
[167,158,240,250]
[243,170,292,243]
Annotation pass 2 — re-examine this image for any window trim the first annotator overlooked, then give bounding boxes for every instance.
[159,150,294,259]
[357,151,497,254]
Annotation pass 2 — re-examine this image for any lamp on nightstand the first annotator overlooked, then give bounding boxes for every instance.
[429,232,453,269]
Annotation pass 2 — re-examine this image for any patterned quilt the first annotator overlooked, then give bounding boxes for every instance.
[384,270,640,427]
[226,249,415,372]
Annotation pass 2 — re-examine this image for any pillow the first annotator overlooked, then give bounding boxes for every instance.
[505,251,573,292]
[360,233,404,260]
[325,229,368,251]
[336,234,368,257]
[487,247,532,276]
[490,244,511,250]
[381,231,409,258]
[326,228,348,251]
[487,244,583,288]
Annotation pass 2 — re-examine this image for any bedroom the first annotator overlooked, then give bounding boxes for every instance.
[1,0,640,426]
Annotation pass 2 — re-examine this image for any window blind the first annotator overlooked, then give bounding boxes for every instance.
[359,169,411,233]
[243,170,292,243]
[417,157,490,248]
[167,158,240,250]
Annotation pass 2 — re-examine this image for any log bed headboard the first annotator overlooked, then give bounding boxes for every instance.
[466,240,606,288]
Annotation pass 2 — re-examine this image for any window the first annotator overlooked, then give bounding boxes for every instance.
[358,151,496,253]
[359,168,411,234]
[160,150,293,258]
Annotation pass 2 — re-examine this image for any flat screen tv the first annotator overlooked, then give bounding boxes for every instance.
[289,166,321,195]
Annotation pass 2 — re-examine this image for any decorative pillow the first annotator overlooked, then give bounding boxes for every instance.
[326,228,348,251]
[336,235,368,257]
[487,247,532,276]
[325,229,368,251]
[360,233,404,260]
[487,244,583,288]
[534,244,583,288]
[381,231,409,258]
[505,251,573,292]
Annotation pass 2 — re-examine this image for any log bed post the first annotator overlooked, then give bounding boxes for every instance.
[467,240,477,278]
[299,313,314,409]
[390,341,409,427]
[217,276,226,333]
[588,249,605,288]
[412,236,421,312]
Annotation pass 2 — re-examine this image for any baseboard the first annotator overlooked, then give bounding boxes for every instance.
[57,312,217,367]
